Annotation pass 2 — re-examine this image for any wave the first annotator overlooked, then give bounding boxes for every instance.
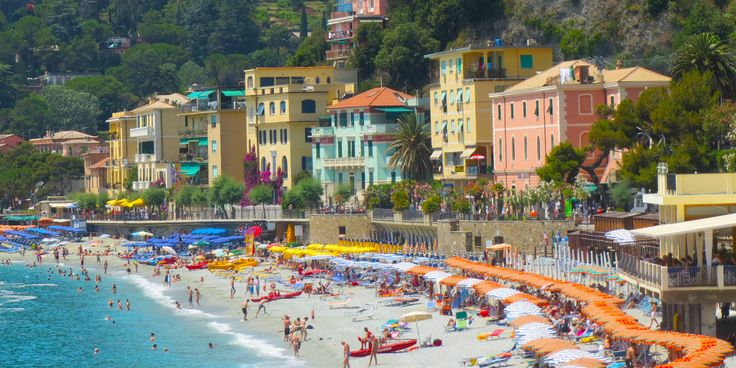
[16,283,57,288]
[206,321,302,365]
[126,275,217,319]
[0,307,24,312]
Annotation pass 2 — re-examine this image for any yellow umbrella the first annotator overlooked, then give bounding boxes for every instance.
[399,311,433,343]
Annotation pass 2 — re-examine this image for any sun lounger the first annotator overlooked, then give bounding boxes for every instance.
[476,329,505,341]
[347,304,375,322]
[477,356,510,367]
[329,297,353,309]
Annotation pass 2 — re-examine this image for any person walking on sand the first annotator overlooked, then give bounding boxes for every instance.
[230,276,236,299]
[96,252,101,264]
[241,299,249,321]
[648,302,660,329]
[256,299,267,317]
[290,332,301,357]
[195,288,200,307]
[302,317,309,341]
[368,335,379,366]
[187,286,193,308]
[625,344,636,368]
[342,341,351,368]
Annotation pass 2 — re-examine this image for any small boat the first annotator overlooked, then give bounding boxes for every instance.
[250,290,303,303]
[349,339,417,357]
[185,262,208,270]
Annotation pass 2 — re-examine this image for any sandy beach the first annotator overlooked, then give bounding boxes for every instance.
[1,240,520,368]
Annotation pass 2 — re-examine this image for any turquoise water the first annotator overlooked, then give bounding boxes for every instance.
[0,262,301,368]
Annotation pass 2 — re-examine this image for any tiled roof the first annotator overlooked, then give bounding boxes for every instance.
[328,87,414,109]
[130,100,177,113]
[504,60,592,92]
[89,157,109,169]
[60,139,101,145]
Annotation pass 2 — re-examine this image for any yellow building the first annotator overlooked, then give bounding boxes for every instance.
[244,66,357,188]
[106,111,137,193]
[178,88,248,185]
[128,99,183,190]
[425,44,554,185]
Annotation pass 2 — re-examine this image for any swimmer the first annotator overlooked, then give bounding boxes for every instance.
[208,343,214,349]
[108,299,113,309]
[152,344,158,350]
[104,316,112,321]
[150,333,156,342]
[94,348,99,355]
[175,301,181,309]
[125,299,131,311]
[95,285,100,293]
[112,284,117,294]
[77,287,82,293]
[117,299,122,310]
[163,347,168,352]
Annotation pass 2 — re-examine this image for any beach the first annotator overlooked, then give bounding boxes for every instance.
[0,240,517,368]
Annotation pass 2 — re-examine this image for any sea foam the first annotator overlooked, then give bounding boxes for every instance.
[207,321,303,365]
[126,275,216,318]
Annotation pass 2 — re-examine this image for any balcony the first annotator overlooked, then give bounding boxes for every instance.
[312,127,334,137]
[134,153,155,164]
[130,126,155,139]
[132,181,150,191]
[327,30,354,41]
[179,153,208,162]
[326,49,352,60]
[322,157,365,168]
[362,124,397,135]
[179,128,208,137]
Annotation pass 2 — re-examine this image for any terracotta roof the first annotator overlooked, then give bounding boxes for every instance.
[154,93,188,106]
[602,66,670,83]
[89,157,109,169]
[328,87,414,109]
[61,139,101,145]
[0,134,20,140]
[131,100,177,113]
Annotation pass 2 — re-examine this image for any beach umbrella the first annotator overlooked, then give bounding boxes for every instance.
[399,311,432,343]
[99,234,111,239]
[488,243,512,251]
[193,240,211,247]
[131,231,153,238]
[161,246,177,256]
[41,237,58,243]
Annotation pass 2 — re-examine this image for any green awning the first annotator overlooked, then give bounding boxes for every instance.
[5,215,39,221]
[187,91,201,99]
[197,137,208,147]
[197,90,215,99]
[222,90,245,97]
[180,162,202,176]
[376,107,413,113]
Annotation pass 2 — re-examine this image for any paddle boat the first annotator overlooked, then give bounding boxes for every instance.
[185,261,208,270]
[348,339,417,357]
[250,290,303,303]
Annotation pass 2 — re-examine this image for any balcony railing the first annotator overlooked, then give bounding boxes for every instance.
[134,153,155,163]
[130,126,155,139]
[372,208,394,220]
[668,266,717,287]
[179,153,208,162]
[326,49,352,60]
[401,210,425,223]
[327,30,354,40]
[179,129,207,137]
[322,157,365,168]
[312,127,334,137]
[618,252,662,286]
[132,181,150,191]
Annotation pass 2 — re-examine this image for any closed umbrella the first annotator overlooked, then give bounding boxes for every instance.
[399,311,433,343]
[161,246,177,256]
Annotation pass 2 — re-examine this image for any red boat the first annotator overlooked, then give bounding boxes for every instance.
[303,269,326,277]
[250,290,303,303]
[349,339,417,357]
[185,262,208,270]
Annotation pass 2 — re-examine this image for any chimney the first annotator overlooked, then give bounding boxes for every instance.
[616,59,623,70]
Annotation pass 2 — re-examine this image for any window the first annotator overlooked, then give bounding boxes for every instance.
[458,118,463,133]
[450,119,455,133]
[211,115,217,128]
[327,77,331,83]
[369,171,374,186]
[348,140,355,157]
[367,140,373,157]
[465,87,470,103]
[448,59,453,74]
[246,76,254,89]
[361,172,366,189]
[523,136,528,161]
[269,102,275,115]
[467,118,471,133]
[315,77,320,84]
[360,140,364,157]
[578,94,593,115]
[434,92,438,106]
[522,101,527,118]
[457,58,462,74]
[511,137,516,161]
[548,98,554,115]
[338,172,343,185]
[316,142,321,158]
[497,105,502,120]
[520,55,534,68]
[498,138,503,162]
[359,112,365,125]
[257,102,265,116]
[305,128,313,142]
[301,156,312,171]
[441,61,447,75]
[610,95,615,107]
[391,172,396,183]
[535,100,540,116]
[282,156,288,178]
[550,134,555,148]
[280,101,286,114]
[261,157,266,171]
[510,103,515,119]
[337,141,343,157]
[536,136,541,161]
[259,77,274,87]
[449,90,454,105]
[434,121,439,133]
[211,140,217,153]
[212,165,219,178]
[301,99,316,113]
[456,88,462,104]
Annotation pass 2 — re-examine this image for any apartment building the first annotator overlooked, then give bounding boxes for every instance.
[326,0,388,66]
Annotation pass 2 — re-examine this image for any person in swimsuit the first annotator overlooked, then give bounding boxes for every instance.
[625,345,635,368]
[241,300,249,321]
[256,299,267,317]
[230,277,236,299]
[341,341,350,368]
[195,288,200,307]
[290,332,301,357]
[282,316,291,341]
[368,335,379,366]
[187,286,193,308]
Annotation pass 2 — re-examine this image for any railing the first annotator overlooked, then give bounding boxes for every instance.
[177,207,320,220]
[132,181,150,190]
[326,49,351,60]
[327,30,354,40]
[401,210,424,222]
[363,124,397,134]
[372,208,394,220]
[618,252,662,286]
[322,157,365,168]
[178,129,207,137]
[312,127,334,137]
[231,101,245,110]
[179,154,208,162]
[668,266,717,287]
[725,266,736,286]
[430,211,460,222]
[329,11,354,19]
[130,126,155,138]
[134,154,155,163]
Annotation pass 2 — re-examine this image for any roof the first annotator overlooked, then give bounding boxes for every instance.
[154,93,188,105]
[88,157,109,169]
[0,134,21,140]
[502,60,670,94]
[131,100,177,113]
[29,130,97,143]
[424,44,551,59]
[631,213,736,238]
[327,87,414,109]
[61,139,101,145]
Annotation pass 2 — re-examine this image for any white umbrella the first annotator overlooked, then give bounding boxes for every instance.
[399,311,432,343]
[486,288,520,299]
[99,234,111,239]
[423,270,452,282]
[41,238,58,243]
[131,231,153,238]
[391,262,417,272]
[161,246,177,256]
[456,278,482,288]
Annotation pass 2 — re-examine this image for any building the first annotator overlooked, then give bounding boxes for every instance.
[490,60,670,189]
[82,151,109,194]
[313,87,419,199]
[425,43,554,187]
[0,134,25,152]
[106,111,137,193]
[179,88,248,186]
[245,66,358,189]
[30,130,104,158]
[326,0,388,66]
[128,99,183,190]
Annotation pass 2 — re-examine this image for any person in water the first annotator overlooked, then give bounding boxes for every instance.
[150,333,156,342]
[208,343,214,349]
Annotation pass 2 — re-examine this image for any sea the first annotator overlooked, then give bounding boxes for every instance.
[0,261,303,368]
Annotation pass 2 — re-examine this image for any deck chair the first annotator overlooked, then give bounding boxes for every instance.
[478,355,511,367]
[456,311,469,331]
[329,297,353,309]
[348,304,375,322]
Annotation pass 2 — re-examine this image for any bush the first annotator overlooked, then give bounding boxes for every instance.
[452,197,471,214]
[334,184,353,205]
[364,184,392,209]
[391,190,410,211]
[421,195,441,214]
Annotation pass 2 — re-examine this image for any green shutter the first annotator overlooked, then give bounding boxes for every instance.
[520,55,533,69]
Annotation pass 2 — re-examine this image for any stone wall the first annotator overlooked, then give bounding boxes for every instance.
[435,220,575,254]
[308,214,372,244]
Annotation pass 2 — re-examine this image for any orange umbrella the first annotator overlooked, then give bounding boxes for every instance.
[509,315,551,328]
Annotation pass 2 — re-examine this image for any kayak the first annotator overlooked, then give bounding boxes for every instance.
[349,339,417,357]
[185,262,208,270]
[250,290,303,303]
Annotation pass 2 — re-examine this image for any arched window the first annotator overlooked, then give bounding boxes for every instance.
[550,134,555,148]
[326,77,331,84]
[247,76,254,89]
[257,102,265,116]
[523,136,528,161]
[281,156,288,178]
[536,136,541,161]
[511,137,516,161]
[260,157,267,172]
[301,99,316,113]
[269,101,275,115]
[280,101,286,114]
[498,138,503,162]
[315,77,320,84]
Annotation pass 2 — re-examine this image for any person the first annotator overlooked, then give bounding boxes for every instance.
[103,260,108,274]
[77,287,82,293]
[125,299,131,311]
[163,348,168,352]
[625,345,635,368]
[195,288,201,307]
[94,347,100,355]
[368,335,379,366]
[282,316,291,342]
[256,299,267,317]
[134,261,138,273]
[150,333,156,342]
[164,271,171,287]
[187,286,194,308]
[648,302,659,329]
[95,285,99,293]
[108,299,113,309]
[360,327,373,349]
[230,277,236,299]
[302,317,309,341]
[241,300,249,321]
[290,332,301,357]
[112,284,117,294]
[175,301,181,309]
[96,252,101,264]
[117,299,123,310]
[341,341,351,368]
[152,344,158,350]
[208,343,214,349]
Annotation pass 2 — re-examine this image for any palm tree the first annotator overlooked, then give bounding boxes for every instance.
[388,113,432,180]
[670,32,736,99]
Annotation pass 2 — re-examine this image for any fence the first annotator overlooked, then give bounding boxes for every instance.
[372,208,394,220]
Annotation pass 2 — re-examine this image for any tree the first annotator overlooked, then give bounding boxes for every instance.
[421,195,441,214]
[96,192,109,209]
[167,0,219,61]
[375,22,439,91]
[38,0,80,42]
[138,10,186,44]
[142,187,167,213]
[364,183,392,209]
[452,197,472,214]
[174,185,195,215]
[5,94,50,138]
[292,171,312,186]
[124,169,138,192]
[40,86,101,134]
[207,175,244,219]
[262,24,293,62]
[390,189,410,211]
[282,188,305,209]
[388,113,432,180]
[348,23,383,78]
[107,43,189,97]
[287,29,326,67]
[204,53,249,86]
[177,61,208,90]
[0,64,19,109]
[65,76,137,126]
[288,177,323,208]
[208,0,260,55]
[610,180,635,211]
[334,184,353,205]
[537,143,586,185]
[249,184,273,217]
[670,33,736,99]
[299,5,308,40]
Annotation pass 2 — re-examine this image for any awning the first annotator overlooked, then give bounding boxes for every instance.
[187,91,201,99]
[197,137,208,147]
[196,90,215,99]
[459,147,478,159]
[376,107,413,113]
[49,202,77,209]
[222,90,245,97]
[430,150,443,160]
[180,138,197,145]
[631,212,736,238]
[180,162,202,176]
[456,89,463,103]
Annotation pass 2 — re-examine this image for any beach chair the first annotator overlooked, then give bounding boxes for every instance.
[347,304,375,322]
[329,297,353,309]
[476,329,505,341]
[456,311,469,331]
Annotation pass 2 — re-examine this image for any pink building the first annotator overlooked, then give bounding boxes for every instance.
[490,60,670,189]
[0,134,25,152]
[29,130,106,158]
[326,0,388,66]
